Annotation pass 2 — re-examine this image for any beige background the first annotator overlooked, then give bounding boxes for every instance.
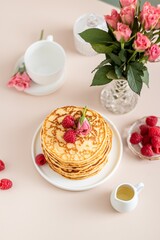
[0,0,160,239]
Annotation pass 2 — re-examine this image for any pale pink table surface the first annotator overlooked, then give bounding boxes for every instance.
[1,0,160,239]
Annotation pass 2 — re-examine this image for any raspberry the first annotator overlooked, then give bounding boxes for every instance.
[139,124,149,136]
[63,129,76,143]
[0,178,13,190]
[141,135,151,146]
[153,147,160,154]
[148,126,160,137]
[62,115,75,128]
[151,136,160,148]
[0,160,5,171]
[141,144,154,157]
[130,132,142,144]
[146,116,158,127]
[35,154,47,166]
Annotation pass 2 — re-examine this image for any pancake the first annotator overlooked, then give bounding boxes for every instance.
[41,106,112,180]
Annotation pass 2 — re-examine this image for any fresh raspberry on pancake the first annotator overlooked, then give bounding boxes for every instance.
[63,129,76,143]
[62,115,75,128]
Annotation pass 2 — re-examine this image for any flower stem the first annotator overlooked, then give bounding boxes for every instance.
[121,42,124,49]
[80,106,87,125]
[39,29,44,40]
[18,62,26,74]
[127,51,137,63]
[82,106,87,116]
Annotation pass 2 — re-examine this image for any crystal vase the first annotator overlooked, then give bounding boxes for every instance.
[100,79,138,114]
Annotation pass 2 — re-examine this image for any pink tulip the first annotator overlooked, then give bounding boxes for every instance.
[145,44,160,61]
[133,32,151,51]
[120,0,137,7]
[113,22,132,42]
[140,2,159,30]
[104,9,120,30]
[120,5,136,25]
[7,72,31,91]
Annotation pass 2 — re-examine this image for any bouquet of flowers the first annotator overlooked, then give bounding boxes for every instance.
[80,0,160,95]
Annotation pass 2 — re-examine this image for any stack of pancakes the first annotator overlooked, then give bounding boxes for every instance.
[41,106,112,180]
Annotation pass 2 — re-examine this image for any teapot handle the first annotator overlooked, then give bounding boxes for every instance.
[134,182,144,194]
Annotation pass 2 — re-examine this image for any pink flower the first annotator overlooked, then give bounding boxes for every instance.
[77,118,91,136]
[120,5,136,25]
[120,0,137,7]
[7,72,31,91]
[140,2,159,30]
[145,44,160,61]
[113,22,132,42]
[133,32,151,51]
[156,21,160,29]
[77,107,91,136]
[155,5,160,29]
[104,9,120,30]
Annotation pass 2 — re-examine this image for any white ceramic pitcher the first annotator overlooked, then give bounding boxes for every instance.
[110,182,144,213]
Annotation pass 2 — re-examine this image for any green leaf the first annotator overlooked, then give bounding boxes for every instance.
[106,69,117,79]
[132,17,139,36]
[115,66,123,78]
[141,69,149,87]
[155,34,160,44]
[91,65,113,86]
[128,62,145,76]
[127,64,143,95]
[119,49,127,62]
[126,49,135,54]
[91,43,115,54]
[91,59,111,73]
[108,53,122,66]
[79,28,113,44]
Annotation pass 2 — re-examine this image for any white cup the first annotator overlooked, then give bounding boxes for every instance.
[24,35,66,85]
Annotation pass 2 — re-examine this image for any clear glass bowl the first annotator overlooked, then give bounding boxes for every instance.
[127,117,160,160]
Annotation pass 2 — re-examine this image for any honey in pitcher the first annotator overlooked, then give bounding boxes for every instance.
[116,185,134,201]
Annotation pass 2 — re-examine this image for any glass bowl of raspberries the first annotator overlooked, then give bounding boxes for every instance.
[127,116,160,160]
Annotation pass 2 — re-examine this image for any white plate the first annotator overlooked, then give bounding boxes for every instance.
[14,57,65,96]
[31,116,123,191]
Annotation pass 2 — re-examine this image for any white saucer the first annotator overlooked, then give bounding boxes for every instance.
[31,115,123,191]
[14,57,65,96]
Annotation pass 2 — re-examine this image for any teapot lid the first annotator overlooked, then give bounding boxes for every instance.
[73,13,107,34]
